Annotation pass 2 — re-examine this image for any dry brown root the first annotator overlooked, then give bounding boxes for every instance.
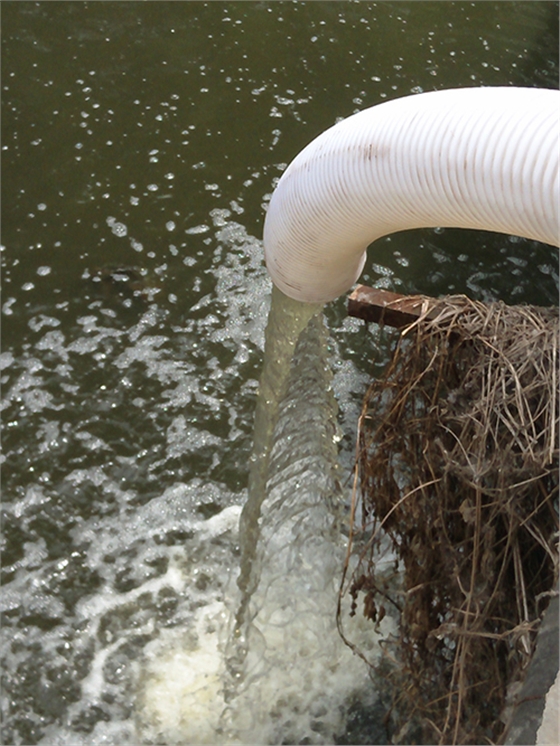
[339,295,559,745]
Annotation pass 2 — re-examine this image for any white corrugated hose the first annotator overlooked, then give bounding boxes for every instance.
[264,86,559,303]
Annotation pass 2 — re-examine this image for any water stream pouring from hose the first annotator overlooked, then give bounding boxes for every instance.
[219,287,392,743]
[139,286,389,744]
[224,286,322,684]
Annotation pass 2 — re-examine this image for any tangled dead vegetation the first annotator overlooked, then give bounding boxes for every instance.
[338,295,559,745]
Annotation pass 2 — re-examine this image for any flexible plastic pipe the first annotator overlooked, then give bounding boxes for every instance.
[264,87,559,303]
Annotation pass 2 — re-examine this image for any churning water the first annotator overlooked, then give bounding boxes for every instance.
[139,291,393,745]
[2,195,391,743]
[2,2,558,745]
[2,238,391,744]
[2,214,388,745]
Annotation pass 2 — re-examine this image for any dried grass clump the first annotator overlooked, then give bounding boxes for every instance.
[339,295,559,745]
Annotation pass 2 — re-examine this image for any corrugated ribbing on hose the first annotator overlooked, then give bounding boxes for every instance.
[264,87,559,303]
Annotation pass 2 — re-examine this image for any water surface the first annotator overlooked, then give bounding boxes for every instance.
[1,2,558,744]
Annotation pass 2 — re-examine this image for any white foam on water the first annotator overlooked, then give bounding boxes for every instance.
[137,531,394,745]
[138,601,229,744]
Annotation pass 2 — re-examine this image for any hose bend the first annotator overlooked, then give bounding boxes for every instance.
[263,86,560,303]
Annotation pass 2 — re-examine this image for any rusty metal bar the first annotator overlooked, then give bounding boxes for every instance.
[347,284,436,328]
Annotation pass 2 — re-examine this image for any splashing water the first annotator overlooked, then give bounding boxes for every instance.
[2,209,393,745]
[138,288,393,744]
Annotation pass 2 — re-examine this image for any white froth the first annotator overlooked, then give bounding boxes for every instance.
[139,601,228,744]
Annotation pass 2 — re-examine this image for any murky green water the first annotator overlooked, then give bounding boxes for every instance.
[1,2,558,744]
